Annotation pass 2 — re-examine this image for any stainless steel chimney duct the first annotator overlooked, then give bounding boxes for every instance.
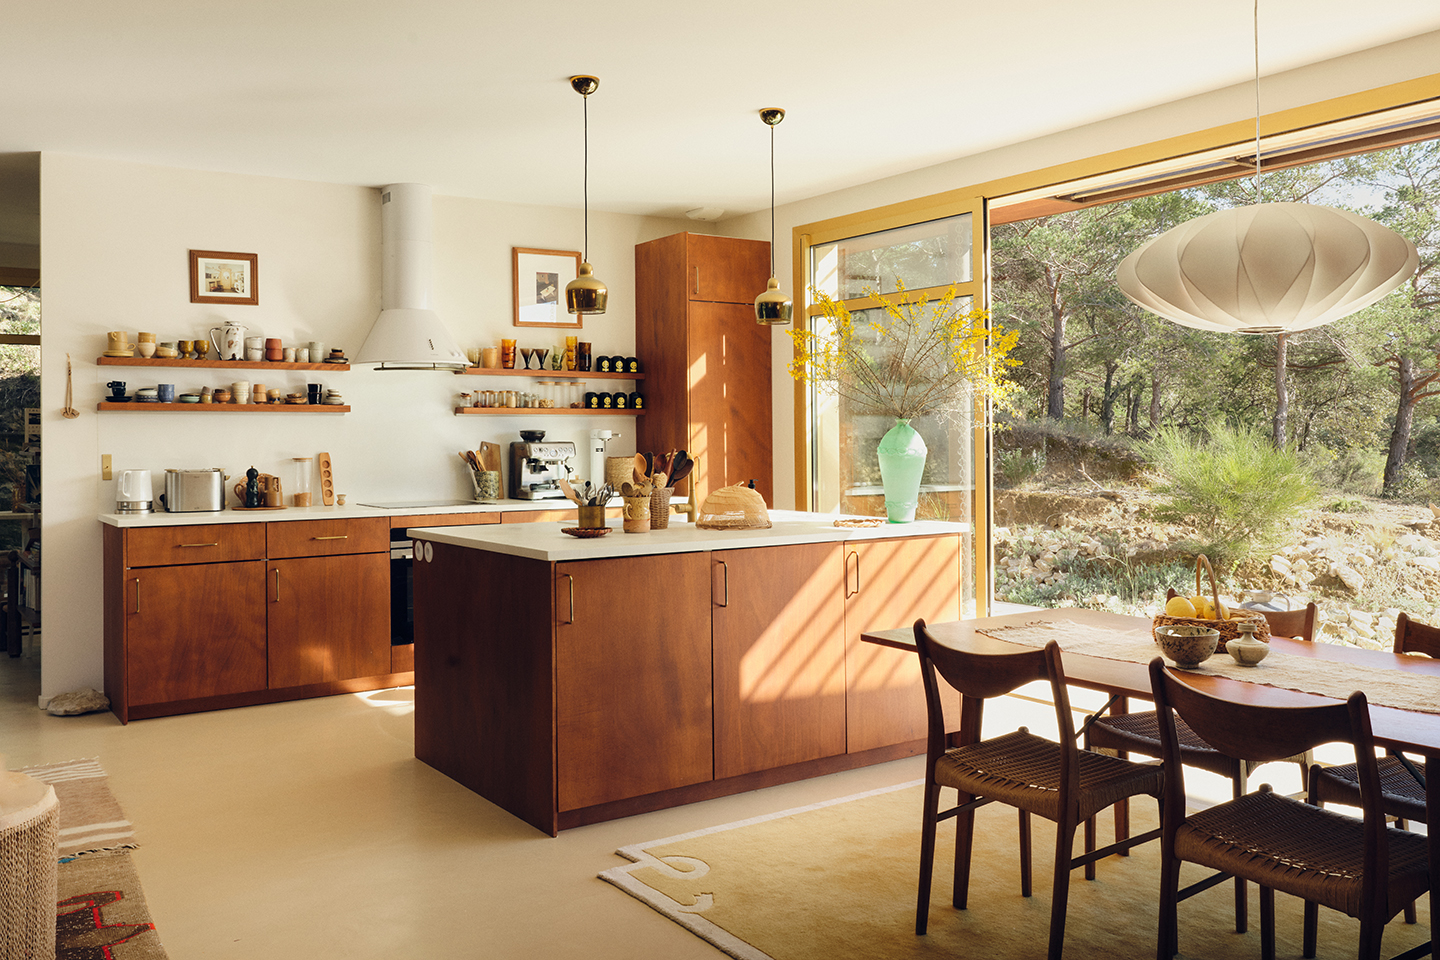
[355,183,468,370]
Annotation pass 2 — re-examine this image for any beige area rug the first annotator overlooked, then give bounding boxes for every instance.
[601,782,1432,960]
[16,758,166,960]
[19,758,139,860]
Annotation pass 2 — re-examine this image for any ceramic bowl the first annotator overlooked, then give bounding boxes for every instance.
[1154,624,1219,668]
[136,341,158,358]
[154,346,179,358]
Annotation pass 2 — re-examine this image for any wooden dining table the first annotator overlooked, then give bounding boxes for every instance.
[864,607,1439,941]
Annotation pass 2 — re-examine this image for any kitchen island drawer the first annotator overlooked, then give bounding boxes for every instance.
[125,523,266,567]
[267,517,389,558]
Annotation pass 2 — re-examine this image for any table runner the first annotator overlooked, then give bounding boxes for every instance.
[979,619,1440,716]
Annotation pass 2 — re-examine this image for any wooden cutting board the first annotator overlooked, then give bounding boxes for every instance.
[318,452,334,505]
[479,442,504,498]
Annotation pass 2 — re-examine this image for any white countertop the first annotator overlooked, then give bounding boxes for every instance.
[408,511,970,561]
[97,498,588,527]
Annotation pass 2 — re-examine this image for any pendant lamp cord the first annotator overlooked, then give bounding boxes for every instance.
[1252,0,1262,202]
[770,121,777,276]
[582,91,590,262]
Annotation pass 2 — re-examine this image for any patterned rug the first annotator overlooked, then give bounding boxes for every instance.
[601,782,1431,960]
[18,758,166,960]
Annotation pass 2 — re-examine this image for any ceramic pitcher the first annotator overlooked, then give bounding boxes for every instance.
[210,321,248,361]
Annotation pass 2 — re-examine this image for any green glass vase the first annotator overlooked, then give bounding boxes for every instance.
[876,419,927,523]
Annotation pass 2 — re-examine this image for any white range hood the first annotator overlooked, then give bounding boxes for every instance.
[355,183,468,371]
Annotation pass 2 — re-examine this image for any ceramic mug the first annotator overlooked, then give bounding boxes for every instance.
[156,383,175,403]
[231,380,250,404]
[265,338,283,361]
[622,496,651,534]
[309,342,326,365]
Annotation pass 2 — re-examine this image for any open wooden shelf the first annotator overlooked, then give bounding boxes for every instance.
[98,402,350,413]
[456,367,641,380]
[453,407,645,416]
[97,356,350,371]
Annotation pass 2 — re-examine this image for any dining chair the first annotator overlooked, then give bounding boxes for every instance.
[1084,601,1319,933]
[1308,611,1437,925]
[912,619,1165,960]
[1149,657,1429,960]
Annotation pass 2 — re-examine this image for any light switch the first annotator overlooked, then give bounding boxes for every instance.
[102,454,112,481]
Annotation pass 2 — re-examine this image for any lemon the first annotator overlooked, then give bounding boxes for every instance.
[1165,595,1197,618]
[1189,595,1212,618]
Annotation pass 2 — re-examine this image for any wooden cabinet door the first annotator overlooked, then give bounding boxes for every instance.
[554,553,712,811]
[267,552,390,688]
[125,561,267,706]
[686,234,771,303]
[712,543,846,779]
[688,300,773,506]
[843,535,961,753]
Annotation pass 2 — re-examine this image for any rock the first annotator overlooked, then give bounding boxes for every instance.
[46,688,110,716]
[1413,556,1440,575]
[1335,565,1366,594]
[1269,556,1292,578]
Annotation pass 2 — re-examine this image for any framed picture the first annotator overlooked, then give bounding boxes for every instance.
[513,247,582,328]
[189,250,258,305]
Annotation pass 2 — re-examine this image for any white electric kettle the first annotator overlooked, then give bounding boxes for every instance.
[116,469,154,514]
[209,321,248,361]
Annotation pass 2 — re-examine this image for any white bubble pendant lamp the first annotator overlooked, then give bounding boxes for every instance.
[1117,202,1418,334]
[1116,0,1417,334]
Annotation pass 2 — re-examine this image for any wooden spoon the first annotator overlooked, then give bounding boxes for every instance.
[63,354,79,419]
[559,478,581,505]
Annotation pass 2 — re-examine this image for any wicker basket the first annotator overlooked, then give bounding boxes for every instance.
[1152,554,1269,651]
[649,487,673,529]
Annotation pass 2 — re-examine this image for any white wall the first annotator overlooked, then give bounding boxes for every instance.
[38,152,688,697]
[722,29,1440,511]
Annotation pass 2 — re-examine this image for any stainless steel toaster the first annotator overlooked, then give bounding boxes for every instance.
[163,468,226,512]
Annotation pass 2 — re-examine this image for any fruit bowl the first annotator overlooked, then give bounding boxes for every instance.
[1154,624,1219,669]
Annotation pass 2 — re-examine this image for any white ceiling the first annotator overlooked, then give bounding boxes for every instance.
[3,0,1440,231]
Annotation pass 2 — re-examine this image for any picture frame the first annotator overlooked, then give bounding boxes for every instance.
[189,250,258,305]
[513,247,582,328]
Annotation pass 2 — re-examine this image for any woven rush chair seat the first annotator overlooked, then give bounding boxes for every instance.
[1086,601,1319,934]
[937,728,1164,824]
[913,620,1164,960]
[1178,790,1429,920]
[1150,658,1431,960]
[1312,756,1426,822]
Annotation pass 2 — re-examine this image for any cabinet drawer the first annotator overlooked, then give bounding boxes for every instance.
[267,517,389,558]
[125,523,266,567]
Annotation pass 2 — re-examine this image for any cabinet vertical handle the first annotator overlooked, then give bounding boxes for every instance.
[693,266,700,296]
[132,577,140,614]
[717,560,729,608]
[561,573,574,624]
[845,550,859,598]
[273,568,280,602]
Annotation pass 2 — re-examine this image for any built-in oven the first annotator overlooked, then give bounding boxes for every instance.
[389,528,414,646]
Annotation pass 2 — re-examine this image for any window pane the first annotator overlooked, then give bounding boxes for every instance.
[811,215,972,301]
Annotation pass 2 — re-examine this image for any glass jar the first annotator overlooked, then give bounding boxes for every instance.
[292,457,313,507]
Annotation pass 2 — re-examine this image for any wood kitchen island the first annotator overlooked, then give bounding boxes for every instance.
[408,513,970,835]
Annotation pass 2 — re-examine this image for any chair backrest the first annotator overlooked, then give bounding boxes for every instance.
[1395,612,1440,658]
[913,619,1080,800]
[1261,602,1318,642]
[1147,658,1389,895]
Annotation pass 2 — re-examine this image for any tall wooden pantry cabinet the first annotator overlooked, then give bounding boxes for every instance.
[635,232,774,506]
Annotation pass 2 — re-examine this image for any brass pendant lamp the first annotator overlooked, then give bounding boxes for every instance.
[1115,2,1416,334]
[754,107,793,325]
[565,75,608,315]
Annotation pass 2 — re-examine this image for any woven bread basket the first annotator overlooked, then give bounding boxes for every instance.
[1152,554,1269,651]
[696,484,771,530]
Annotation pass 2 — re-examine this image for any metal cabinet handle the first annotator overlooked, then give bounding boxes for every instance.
[561,573,575,624]
[312,535,349,541]
[717,559,729,607]
[179,542,219,548]
[845,550,859,598]
[693,266,700,296]
[273,568,280,602]
[133,578,140,614]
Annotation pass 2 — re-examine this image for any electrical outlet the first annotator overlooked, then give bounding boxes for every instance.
[102,454,112,481]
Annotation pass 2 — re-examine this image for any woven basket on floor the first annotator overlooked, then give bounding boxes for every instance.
[1151,554,1268,651]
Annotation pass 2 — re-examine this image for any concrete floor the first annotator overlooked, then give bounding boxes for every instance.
[1,639,931,958]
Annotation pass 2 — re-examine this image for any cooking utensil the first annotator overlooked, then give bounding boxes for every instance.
[668,452,693,487]
[63,354,79,418]
[559,478,580,505]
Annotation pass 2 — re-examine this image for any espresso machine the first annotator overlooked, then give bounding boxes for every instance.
[510,438,577,500]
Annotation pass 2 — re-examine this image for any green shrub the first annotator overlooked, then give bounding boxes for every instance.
[994,448,1045,488]
[1309,447,1384,496]
[1145,422,1318,568]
